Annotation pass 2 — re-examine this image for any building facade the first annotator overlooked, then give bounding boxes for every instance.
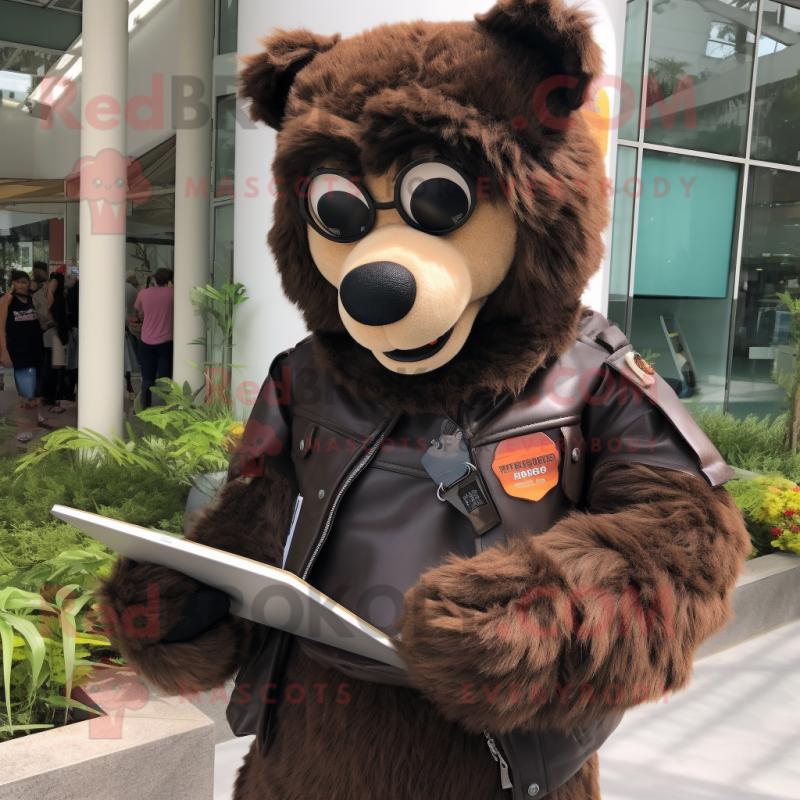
[610,0,800,419]
[2,0,800,431]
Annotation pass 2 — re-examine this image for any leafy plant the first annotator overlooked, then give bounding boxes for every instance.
[15,380,240,486]
[189,282,249,403]
[0,549,116,740]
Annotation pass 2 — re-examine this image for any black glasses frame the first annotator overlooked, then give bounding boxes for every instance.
[297,157,478,244]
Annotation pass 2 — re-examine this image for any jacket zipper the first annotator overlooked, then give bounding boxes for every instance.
[484,731,513,791]
[301,418,398,581]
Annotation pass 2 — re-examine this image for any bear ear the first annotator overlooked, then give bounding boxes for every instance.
[475,0,603,111]
[239,29,340,130]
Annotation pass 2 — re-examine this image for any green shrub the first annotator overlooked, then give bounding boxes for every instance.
[691,409,800,481]
[0,452,189,578]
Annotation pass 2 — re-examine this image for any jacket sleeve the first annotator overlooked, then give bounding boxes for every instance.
[397,368,751,735]
[98,351,298,696]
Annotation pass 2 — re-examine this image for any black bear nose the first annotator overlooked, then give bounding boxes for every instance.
[339,262,417,327]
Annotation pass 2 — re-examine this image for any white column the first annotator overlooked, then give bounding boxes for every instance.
[172,0,215,389]
[576,0,627,317]
[77,0,128,436]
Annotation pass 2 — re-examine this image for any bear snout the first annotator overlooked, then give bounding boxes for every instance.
[339,261,417,327]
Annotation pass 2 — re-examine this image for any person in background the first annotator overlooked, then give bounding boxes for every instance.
[30,262,49,294]
[0,270,45,409]
[62,274,79,403]
[32,263,56,402]
[135,268,174,409]
[124,271,141,399]
[41,271,70,412]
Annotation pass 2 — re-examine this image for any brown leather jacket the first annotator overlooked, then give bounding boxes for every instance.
[226,311,731,799]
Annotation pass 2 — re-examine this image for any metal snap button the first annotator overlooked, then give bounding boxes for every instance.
[527,784,540,797]
[318,490,325,499]
[571,447,580,463]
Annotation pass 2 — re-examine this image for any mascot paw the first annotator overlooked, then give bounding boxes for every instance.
[397,540,567,728]
[98,557,249,696]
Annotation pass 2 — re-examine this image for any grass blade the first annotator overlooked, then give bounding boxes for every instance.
[0,617,15,734]
[0,613,46,691]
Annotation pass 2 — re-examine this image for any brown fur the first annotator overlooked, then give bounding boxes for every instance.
[397,462,752,733]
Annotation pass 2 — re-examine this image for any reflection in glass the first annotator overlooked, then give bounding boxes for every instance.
[0,48,19,70]
[215,95,237,196]
[214,203,235,289]
[729,168,800,418]
[5,50,61,79]
[750,2,800,167]
[0,48,61,99]
[619,0,648,142]
[218,0,239,56]
[645,0,757,157]
[629,152,739,409]
[0,71,33,102]
[608,146,638,329]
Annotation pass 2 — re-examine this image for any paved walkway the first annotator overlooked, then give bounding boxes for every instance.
[213,620,800,800]
[0,374,78,458]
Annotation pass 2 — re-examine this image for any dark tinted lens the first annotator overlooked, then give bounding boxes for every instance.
[409,178,470,232]
[315,191,371,239]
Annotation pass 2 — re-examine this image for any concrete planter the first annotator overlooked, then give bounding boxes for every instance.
[698,552,800,659]
[0,666,215,800]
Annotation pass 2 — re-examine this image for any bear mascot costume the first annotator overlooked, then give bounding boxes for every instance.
[101,1,751,798]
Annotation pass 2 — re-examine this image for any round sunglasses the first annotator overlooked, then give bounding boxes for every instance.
[297,157,478,244]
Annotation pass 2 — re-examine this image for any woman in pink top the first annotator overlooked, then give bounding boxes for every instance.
[134,268,174,408]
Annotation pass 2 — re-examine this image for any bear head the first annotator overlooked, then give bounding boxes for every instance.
[240,0,609,416]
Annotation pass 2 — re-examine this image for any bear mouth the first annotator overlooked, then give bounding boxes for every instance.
[383,328,454,363]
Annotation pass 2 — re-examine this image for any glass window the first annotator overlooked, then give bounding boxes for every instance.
[218,0,239,56]
[728,167,800,418]
[750,2,800,167]
[213,203,234,288]
[607,145,638,329]
[634,152,739,297]
[215,95,236,197]
[51,0,83,10]
[629,152,740,409]
[644,0,757,157]
[619,0,648,142]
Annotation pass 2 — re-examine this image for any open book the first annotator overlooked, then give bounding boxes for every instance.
[51,505,405,670]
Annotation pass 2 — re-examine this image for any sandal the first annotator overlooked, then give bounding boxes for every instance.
[49,406,66,415]
[17,432,33,443]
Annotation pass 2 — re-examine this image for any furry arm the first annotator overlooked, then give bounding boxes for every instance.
[397,461,751,734]
[98,468,296,695]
